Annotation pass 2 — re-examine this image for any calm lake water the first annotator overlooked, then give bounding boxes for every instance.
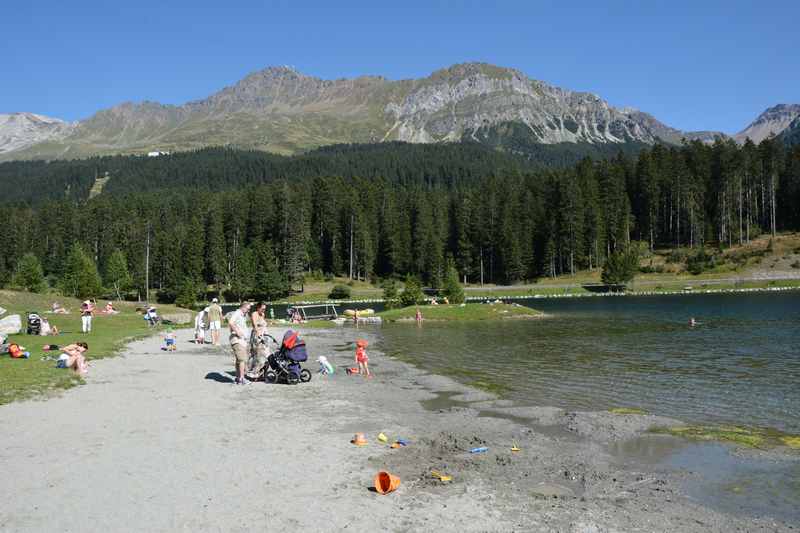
[378,292,800,433]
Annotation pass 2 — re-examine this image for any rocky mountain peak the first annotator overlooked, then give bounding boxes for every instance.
[0,112,74,154]
[734,103,800,144]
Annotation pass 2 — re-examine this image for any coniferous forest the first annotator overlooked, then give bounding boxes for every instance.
[1,138,799,301]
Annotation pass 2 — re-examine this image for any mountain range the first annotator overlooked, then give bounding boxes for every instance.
[1,63,798,162]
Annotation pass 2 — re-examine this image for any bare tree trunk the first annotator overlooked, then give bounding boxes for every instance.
[738,175,743,245]
[771,171,777,237]
[349,213,354,280]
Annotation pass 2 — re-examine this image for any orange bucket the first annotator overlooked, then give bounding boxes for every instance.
[374,471,401,494]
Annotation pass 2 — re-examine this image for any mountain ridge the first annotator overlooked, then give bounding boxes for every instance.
[2,62,792,162]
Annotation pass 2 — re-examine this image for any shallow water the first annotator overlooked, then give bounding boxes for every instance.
[379,292,800,434]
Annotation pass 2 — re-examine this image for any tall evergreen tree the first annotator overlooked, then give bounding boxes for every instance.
[59,242,102,298]
[11,253,46,293]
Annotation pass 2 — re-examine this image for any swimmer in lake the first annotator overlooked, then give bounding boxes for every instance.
[689,317,697,327]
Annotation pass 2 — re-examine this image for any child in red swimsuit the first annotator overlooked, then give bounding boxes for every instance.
[355,339,370,378]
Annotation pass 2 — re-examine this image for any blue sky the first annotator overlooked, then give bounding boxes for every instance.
[2,0,798,133]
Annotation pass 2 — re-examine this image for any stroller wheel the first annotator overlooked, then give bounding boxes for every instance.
[299,369,312,383]
[265,371,277,384]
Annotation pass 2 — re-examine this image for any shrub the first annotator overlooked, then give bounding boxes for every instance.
[686,248,716,275]
[156,289,177,304]
[791,261,800,270]
[329,284,352,299]
[666,248,689,264]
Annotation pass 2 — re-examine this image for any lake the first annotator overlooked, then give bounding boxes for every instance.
[378,292,800,433]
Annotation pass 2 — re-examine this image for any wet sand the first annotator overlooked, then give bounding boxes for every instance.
[0,327,796,532]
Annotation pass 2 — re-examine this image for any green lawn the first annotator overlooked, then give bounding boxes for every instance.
[0,290,189,405]
[378,303,543,322]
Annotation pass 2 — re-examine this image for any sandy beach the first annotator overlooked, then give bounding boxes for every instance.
[1,326,796,532]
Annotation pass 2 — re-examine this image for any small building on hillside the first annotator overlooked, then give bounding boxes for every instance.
[147,151,170,157]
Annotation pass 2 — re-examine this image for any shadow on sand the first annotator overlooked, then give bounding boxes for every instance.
[204,371,236,383]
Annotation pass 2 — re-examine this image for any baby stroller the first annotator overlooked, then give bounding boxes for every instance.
[259,330,312,384]
[26,312,42,335]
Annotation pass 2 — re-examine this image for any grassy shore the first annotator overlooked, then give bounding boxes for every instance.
[271,233,800,305]
[0,290,189,405]
[378,302,543,322]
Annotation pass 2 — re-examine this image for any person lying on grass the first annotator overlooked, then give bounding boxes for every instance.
[56,342,89,376]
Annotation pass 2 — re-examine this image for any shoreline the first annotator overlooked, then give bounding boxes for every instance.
[1,326,797,530]
[271,282,800,306]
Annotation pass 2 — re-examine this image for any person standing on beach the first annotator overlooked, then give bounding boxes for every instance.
[228,301,252,384]
[207,298,223,346]
[80,300,95,333]
[248,302,268,374]
[355,339,370,378]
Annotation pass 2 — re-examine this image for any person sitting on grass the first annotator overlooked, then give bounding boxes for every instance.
[39,317,59,336]
[51,302,69,314]
[103,301,119,315]
[144,307,159,327]
[56,342,89,375]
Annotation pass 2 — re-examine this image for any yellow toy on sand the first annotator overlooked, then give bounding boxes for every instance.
[431,470,452,482]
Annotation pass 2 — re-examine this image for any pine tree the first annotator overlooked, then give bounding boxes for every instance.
[381,278,400,309]
[59,242,102,298]
[399,275,425,307]
[229,246,256,301]
[175,277,199,309]
[203,203,227,288]
[182,217,205,286]
[441,258,465,304]
[253,240,288,301]
[601,246,639,288]
[11,253,46,293]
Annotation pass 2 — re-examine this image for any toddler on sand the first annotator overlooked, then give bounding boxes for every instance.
[163,329,177,351]
[355,339,370,378]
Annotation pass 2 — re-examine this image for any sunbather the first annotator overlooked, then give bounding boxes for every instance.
[56,342,89,375]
